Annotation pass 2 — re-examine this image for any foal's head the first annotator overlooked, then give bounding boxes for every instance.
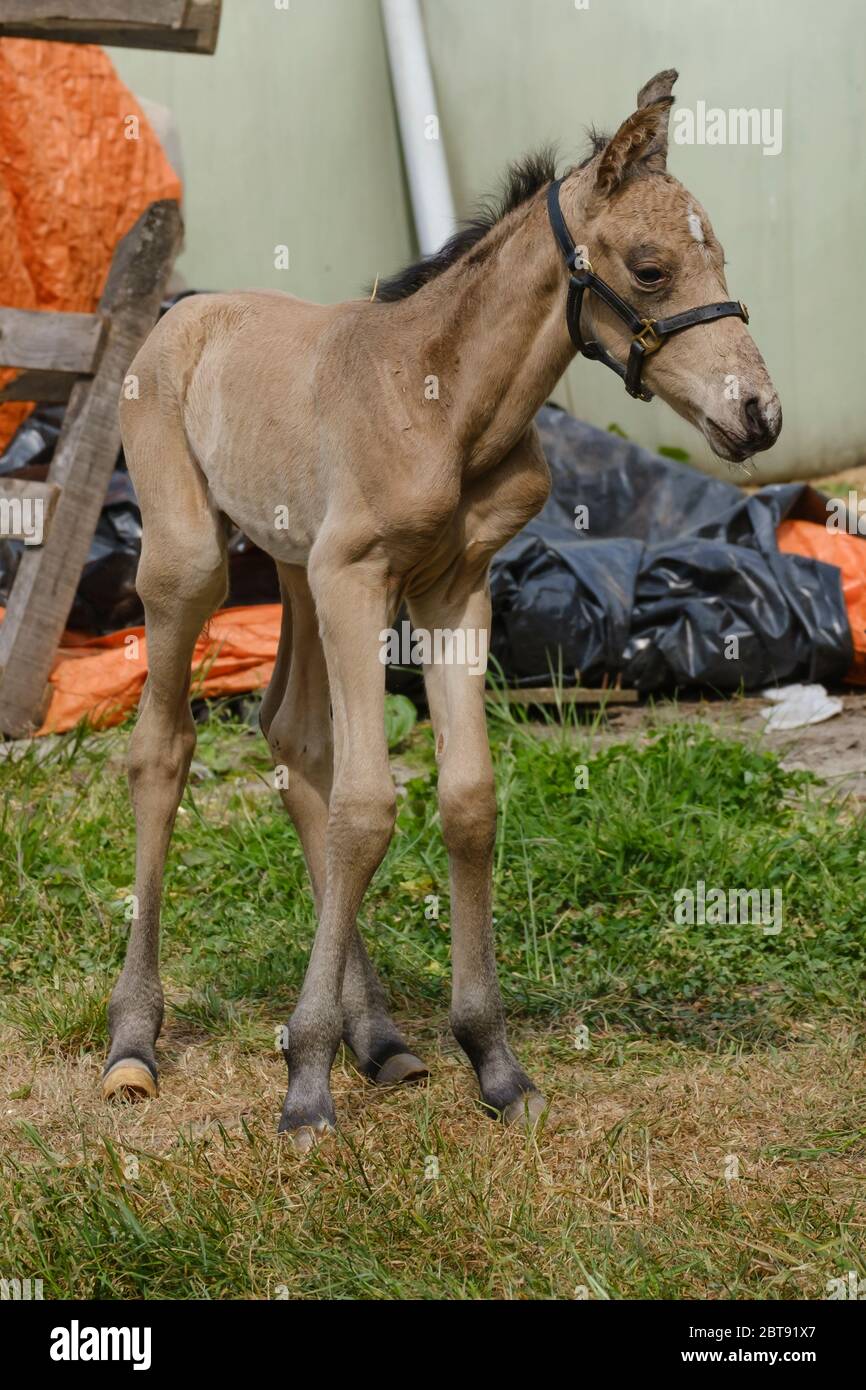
[567,69,781,462]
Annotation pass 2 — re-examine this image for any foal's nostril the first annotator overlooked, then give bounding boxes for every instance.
[743,396,772,441]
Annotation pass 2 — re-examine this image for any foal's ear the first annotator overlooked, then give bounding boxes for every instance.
[595,69,678,195]
[636,68,678,110]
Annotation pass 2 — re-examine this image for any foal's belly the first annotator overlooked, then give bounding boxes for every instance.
[184,382,321,568]
[192,438,317,566]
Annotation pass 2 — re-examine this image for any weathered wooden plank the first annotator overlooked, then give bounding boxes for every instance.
[0,0,221,53]
[0,369,78,404]
[0,200,183,738]
[0,0,185,18]
[185,0,221,54]
[0,309,104,374]
[0,479,61,544]
[502,686,639,705]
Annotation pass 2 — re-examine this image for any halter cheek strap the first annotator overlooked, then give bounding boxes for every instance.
[546,178,749,402]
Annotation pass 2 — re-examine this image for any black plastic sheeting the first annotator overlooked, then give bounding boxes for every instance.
[490,405,852,692]
[0,392,852,694]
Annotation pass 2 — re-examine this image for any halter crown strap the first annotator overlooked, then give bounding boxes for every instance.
[546,177,580,267]
[546,177,749,403]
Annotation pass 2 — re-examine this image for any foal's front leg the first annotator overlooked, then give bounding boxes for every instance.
[264,566,427,1086]
[278,556,397,1147]
[410,582,546,1125]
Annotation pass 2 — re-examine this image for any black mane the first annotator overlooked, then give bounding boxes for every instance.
[370,147,560,303]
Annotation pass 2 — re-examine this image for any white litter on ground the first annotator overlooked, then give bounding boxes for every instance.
[759,683,844,732]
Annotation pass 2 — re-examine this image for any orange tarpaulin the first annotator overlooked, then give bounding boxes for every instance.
[777,519,866,684]
[0,606,284,737]
[0,39,182,449]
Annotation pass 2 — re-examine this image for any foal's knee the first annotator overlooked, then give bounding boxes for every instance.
[438,767,497,857]
[128,696,196,794]
[328,779,397,872]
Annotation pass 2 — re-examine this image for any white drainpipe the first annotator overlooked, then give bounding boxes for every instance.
[380,0,457,256]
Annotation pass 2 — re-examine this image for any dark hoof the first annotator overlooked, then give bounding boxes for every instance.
[102,1057,158,1102]
[374,1052,429,1087]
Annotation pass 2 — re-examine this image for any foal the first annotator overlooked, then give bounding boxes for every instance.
[105,70,781,1147]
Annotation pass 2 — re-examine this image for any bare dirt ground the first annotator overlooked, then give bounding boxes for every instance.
[571,689,866,800]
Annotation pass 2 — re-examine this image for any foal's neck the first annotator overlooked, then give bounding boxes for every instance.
[414,178,583,472]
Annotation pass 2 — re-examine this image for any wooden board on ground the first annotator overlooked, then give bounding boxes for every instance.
[0,0,221,53]
[502,686,639,706]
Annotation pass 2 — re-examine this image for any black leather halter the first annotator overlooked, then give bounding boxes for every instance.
[546,177,749,402]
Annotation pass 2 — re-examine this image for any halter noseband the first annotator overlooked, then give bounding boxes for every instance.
[546,177,749,402]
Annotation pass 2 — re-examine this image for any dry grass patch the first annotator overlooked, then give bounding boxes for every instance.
[1,1014,863,1300]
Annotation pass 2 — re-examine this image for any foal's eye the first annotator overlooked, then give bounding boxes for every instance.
[633,265,666,287]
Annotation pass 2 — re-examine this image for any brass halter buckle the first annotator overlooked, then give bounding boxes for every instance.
[634,318,663,354]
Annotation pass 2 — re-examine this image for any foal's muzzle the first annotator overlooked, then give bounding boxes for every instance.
[707,393,782,462]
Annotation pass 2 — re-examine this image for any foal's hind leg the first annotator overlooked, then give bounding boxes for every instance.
[276,552,400,1146]
[263,565,427,1088]
[103,461,227,1100]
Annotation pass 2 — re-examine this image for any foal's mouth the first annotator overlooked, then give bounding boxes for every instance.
[704,418,773,464]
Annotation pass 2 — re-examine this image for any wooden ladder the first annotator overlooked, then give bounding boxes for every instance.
[0,201,183,736]
[0,1,221,736]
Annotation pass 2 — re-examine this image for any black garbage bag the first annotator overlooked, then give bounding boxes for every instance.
[67,469,144,631]
[490,405,852,692]
[0,461,145,631]
[0,403,65,476]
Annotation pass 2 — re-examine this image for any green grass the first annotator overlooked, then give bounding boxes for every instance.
[0,696,864,1299]
[2,698,862,1039]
